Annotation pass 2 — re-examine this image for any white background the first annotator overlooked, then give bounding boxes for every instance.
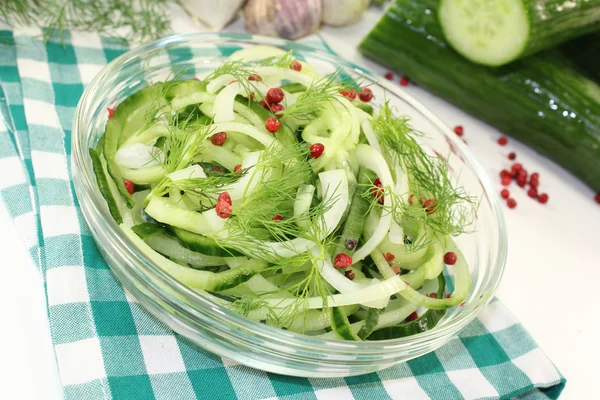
[0,7,598,400]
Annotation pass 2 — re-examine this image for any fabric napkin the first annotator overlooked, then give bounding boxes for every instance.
[0,28,565,400]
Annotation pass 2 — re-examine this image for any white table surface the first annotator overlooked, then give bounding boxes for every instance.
[1,7,598,400]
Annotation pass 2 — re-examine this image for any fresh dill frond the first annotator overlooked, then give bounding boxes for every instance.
[266,247,333,328]
[225,144,314,242]
[359,176,384,215]
[207,142,339,264]
[1,0,172,44]
[372,102,477,239]
[403,230,432,254]
[213,144,340,328]
[205,60,266,103]
[147,113,213,201]
[229,247,334,330]
[254,50,296,69]
[0,0,39,26]
[139,67,192,131]
[338,71,369,92]
[157,173,242,207]
[161,115,212,174]
[207,60,255,81]
[280,69,345,120]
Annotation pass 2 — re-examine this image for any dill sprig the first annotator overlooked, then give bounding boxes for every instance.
[254,50,296,69]
[140,67,193,130]
[230,246,334,329]
[161,117,212,174]
[280,69,346,120]
[207,60,255,81]
[147,113,213,201]
[372,102,477,241]
[224,144,314,243]
[218,145,340,327]
[157,173,242,209]
[204,60,264,102]
[1,0,172,44]
[210,143,339,261]
[358,179,433,253]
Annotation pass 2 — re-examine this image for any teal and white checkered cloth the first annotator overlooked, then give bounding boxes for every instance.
[0,28,566,400]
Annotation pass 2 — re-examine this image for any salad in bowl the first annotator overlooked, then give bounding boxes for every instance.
[74,34,506,376]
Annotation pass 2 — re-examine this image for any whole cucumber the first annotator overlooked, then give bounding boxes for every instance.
[359,0,600,192]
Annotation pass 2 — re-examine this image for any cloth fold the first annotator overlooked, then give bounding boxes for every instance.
[0,29,565,400]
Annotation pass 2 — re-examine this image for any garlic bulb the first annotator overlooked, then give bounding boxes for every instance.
[244,0,323,40]
[322,0,369,26]
[178,0,245,30]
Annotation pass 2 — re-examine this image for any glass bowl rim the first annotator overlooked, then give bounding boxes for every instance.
[72,32,508,351]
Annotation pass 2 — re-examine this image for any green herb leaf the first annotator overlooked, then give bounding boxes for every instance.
[372,102,477,242]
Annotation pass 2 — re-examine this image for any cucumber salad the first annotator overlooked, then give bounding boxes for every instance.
[90,46,476,341]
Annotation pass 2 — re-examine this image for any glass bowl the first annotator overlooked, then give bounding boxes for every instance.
[72,33,507,377]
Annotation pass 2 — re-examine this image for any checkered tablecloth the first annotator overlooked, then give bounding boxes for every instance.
[0,28,565,400]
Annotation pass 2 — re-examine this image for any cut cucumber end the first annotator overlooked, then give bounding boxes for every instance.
[439,0,529,67]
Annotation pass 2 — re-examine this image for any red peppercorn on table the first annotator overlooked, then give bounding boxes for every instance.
[0,9,598,400]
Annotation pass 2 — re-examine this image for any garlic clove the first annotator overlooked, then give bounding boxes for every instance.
[244,0,323,40]
[322,0,370,27]
[178,0,245,31]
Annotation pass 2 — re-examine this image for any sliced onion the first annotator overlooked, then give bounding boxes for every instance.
[115,143,163,169]
[352,144,394,261]
[210,121,276,148]
[167,164,207,182]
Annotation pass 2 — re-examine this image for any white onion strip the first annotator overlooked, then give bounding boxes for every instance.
[352,144,394,262]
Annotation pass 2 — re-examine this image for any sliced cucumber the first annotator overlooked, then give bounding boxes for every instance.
[123,224,262,291]
[165,79,207,102]
[329,307,361,341]
[367,275,446,340]
[131,222,162,239]
[280,83,307,94]
[144,196,212,235]
[439,0,529,66]
[200,143,243,172]
[336,168,371,256]
[145,233,225,267]
[103,83,168,206]
[170,226,243,257]
[356,308,381,340]
[355,104,373,116]
[89,148,123,224]
[439,0,600,67]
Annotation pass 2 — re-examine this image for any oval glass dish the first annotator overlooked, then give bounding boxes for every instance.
[72,33,507,377]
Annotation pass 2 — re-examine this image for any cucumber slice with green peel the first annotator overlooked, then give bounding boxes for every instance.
[355,104,373,116]
[336,168,371,256]
[121,165,165,185]
[280,83,307,94]
[329,307,361,341]
[201,143,243,171]
[198,162,228,176]
[439,0,600,67]
[367,275,446,340]
[103,83,165,206]
[89,148,122,224]
[356,308,381,340]
[131,222,162,239]
[144,233,226,268]
[122,224,263,291]
[144,196,212,235]
[165,79,207,101]
[170,226,244,257]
